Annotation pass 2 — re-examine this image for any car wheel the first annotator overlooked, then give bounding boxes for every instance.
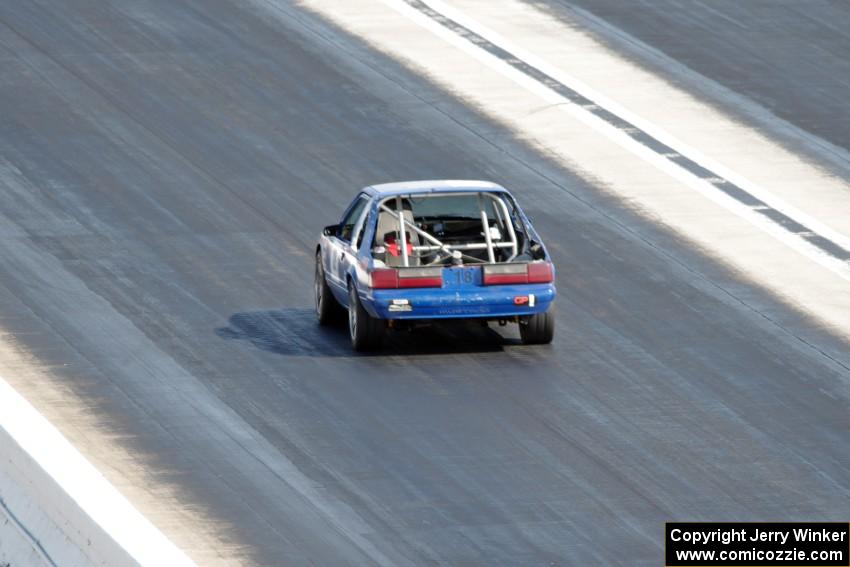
[315,251,343,325]
[348,283,386,351]
[519,306,555,345]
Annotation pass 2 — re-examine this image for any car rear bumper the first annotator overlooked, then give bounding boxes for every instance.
[362,283,556,320]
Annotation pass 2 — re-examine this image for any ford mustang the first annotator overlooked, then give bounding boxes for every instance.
[315,180,556,350]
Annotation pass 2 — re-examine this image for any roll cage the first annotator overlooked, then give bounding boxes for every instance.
[371,191,539,268]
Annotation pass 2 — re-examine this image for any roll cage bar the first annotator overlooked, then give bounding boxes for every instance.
[376,191,521,267]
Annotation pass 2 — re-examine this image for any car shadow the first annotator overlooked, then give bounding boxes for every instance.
[215,308,515,357]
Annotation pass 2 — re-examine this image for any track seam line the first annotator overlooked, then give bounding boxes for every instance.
[0,494,58,566]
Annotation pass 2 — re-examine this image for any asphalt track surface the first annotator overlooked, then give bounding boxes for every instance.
[0,1,849,565]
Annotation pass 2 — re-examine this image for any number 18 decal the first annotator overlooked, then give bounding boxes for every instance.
[454,268,474,284]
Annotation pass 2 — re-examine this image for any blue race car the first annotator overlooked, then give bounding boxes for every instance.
[315,180,556,351]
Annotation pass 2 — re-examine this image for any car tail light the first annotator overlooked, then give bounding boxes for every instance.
[370,268,399,289]
[397,267,443,288]
[369,267,443,289]
[482,262,553,285]
[482,263,528,285]
[527,261,554,283]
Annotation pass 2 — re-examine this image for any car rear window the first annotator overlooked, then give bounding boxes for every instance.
[408,193,500,219]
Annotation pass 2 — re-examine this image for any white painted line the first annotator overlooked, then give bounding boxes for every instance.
[381,0,850,283]
[0,376,195,566]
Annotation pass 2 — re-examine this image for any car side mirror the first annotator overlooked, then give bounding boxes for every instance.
[323,224,339,237]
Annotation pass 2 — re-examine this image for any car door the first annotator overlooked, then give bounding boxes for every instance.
[327,194,369,301]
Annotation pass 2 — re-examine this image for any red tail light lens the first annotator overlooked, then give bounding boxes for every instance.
[482,263,527,285]
[482,262,553,285]
[369,267,443,289]
[370,268,398,289]
[527,262,554,283]
[398,267,443,288]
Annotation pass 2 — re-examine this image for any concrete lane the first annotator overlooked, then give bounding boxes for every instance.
[0,0,849,565]
[536,0,850,157]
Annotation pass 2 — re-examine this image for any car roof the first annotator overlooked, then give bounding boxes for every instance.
[363,179,507,197]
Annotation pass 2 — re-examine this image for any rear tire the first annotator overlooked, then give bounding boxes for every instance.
[315,252,343,325]
[348,283,386,351]
[520,307,555,345]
